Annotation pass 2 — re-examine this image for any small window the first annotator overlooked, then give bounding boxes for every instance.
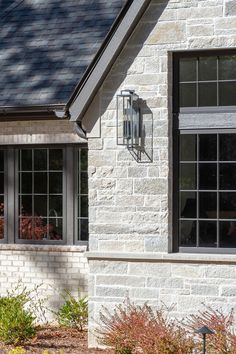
[0,146,88,244]
[178,54,236,108]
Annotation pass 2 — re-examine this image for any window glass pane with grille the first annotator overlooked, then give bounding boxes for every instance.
[78,149,88,241]
[179,133,236,249]
[179,54,236,108]
[18,148,63,241]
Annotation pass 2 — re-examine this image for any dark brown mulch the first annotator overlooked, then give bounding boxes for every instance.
[0,327,111,354]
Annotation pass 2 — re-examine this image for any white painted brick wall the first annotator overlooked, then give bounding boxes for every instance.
[0,245,88,321]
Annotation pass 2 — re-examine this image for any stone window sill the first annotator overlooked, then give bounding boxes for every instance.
[86,252,236,265]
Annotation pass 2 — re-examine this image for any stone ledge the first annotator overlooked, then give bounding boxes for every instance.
[0,244,87,253]
[86,252,236,264]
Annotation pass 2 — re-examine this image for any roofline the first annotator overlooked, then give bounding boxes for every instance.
[68,0,151,122]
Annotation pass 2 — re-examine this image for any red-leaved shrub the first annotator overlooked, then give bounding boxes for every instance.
[98,301,194,354]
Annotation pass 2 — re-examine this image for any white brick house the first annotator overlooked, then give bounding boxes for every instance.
[2,0,236,348]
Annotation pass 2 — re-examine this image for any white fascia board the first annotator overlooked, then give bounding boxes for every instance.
[69,0,150,122]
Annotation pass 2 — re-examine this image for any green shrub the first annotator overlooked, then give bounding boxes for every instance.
[57,290,88,331]
[8,347,26,354]
[0,288,36,344]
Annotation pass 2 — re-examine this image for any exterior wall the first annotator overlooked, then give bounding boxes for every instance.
[87,0,236,347]
[0,119,88,320]
[0,245,88,320]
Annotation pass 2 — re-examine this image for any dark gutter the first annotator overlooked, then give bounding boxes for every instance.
[68,0,151,122]
[0,104,69,121]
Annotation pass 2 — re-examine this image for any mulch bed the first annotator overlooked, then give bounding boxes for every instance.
[0,327,111,354]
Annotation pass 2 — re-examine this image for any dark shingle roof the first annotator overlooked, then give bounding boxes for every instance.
[0,0,125,107]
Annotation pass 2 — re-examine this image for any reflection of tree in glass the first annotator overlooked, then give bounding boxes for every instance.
[19,204,62,241]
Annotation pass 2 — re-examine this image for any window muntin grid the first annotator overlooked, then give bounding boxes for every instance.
[77,149,88,241]
[179,133,236,248]
[179,55,236,108]
[18,148,64,241]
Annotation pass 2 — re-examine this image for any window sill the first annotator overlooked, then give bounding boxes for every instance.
[0,244,87,253]
[86,251,236,264]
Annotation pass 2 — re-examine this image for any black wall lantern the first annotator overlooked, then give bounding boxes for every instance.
[116,89,141,149]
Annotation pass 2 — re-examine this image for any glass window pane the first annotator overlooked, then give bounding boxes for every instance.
[34,172,47,194]
[219,164,236,190]
[80,172,88,194]
[49,149,63,170]
[179,83,197,107]
[198,83,217,107]
[219,55,236,80]
[199,163,217,190]
[49,218,63,240]
[198,57,217,81]
[219,82,236,106]
[49,196,62,217]
[0,195,4,217]
[0,195,4,240]
[180,192,196,218]
[0,173,4,195]
[33,217,48,240]
[21,173,32,194]
[179,220,196,247]
[80,149,88,171]
[220,193,236,219]
[21,150,32,171]
[180,163,196,190]
[0,150,4,171]
[19,217,33,240]
[180,135,196,161]
[20,195,32,216]
[199,192,217,219]
[179,58,197,82]
[34,195,47,217]
[80,196,88,218]
[34,149,47,170]
[199,221,217,247]
[220,134,236,161]
[79,219,88,241]
[220,221,236,248]
[199,134,217,161]
[49,173,62,194]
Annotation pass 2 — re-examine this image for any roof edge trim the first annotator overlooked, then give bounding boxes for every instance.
[68,0,151,122]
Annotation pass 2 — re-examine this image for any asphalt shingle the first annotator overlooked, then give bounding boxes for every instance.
[0,0,126,107]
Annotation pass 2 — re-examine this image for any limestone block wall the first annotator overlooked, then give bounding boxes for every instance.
[87,0,236,346]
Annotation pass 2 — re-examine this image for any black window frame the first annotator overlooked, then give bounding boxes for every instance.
[0,144,88,246]
[173,50,236,254]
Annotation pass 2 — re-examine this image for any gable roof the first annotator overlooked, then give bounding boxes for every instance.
[0,0,126,112]
[68,0,151,122]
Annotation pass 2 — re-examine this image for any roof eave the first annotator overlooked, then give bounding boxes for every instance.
[68,0,151,122]
[0,104,68,121]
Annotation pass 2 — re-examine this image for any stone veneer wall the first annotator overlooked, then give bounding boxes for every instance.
[87,0,236,347]
[0,120,88,320]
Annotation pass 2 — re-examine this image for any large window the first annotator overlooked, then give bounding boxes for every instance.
[0,146,88,244]
[174,51,236,252]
